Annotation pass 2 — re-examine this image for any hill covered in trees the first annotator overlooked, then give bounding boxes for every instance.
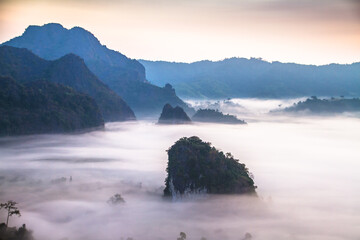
[283,97,360,114]
[2,23,193,116]
[164,136,256,197]
[0,76,104,136]
[158,104,191,124]
[0,45,135,121]
[140,58,360,99]
[192,109,246,124]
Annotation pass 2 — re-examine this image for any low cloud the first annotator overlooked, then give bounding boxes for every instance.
[1,99,359,240]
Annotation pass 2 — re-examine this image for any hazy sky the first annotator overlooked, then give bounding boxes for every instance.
[0,0,359,64]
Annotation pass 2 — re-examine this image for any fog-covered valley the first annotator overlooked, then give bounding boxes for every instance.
[0,99,359,240]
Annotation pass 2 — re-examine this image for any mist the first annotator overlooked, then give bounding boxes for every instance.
[0,99,359,240]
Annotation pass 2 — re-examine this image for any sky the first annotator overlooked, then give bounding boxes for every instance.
[0,0,359,65]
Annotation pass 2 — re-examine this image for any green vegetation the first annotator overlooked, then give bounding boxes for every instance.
[0,76,104,136]
[0,46,135,121]
[284,96,360,113]
[158,104,191,124]
[164,136,256,197]
[192,109,246,124]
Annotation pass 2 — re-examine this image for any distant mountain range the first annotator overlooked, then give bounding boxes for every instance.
[139,58,360,99]
[0,45,135,121]
[2,23,193,116]
[0,76,104,136]
[283,97,360,114]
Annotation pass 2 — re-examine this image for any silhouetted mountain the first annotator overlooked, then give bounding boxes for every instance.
[0,46,135,121]
[2,23,193,116]
[3,23,145,82]
[139,58,360,99]
[164,136,256,197]
[192,109,246,124]
[158,104,191,124]
[283,96,360,114]
[0,76,104,136]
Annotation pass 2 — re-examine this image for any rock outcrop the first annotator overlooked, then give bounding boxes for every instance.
[158,104,191,124]
[164,136,256,197]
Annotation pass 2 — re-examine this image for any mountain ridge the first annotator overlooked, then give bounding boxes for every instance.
[2,23,193,117]
[139,57,360,67]
[139,58,360,99]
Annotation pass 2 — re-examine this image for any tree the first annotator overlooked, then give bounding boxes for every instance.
[0,200,21,227]
[177,232,186,240]
[242,232,252,240]
[107,193,125,205]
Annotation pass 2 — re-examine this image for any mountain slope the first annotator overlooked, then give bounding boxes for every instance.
[2,23,193,116]
[139,58,360,99]
[0,76,104,136]
[0,46,135,121]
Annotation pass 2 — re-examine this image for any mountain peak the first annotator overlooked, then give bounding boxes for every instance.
[23,23,95,39]
[56,53,86,65]
[70,26,99,40]
[3,23,145,77]
[70,26,90,33]
[41,22,65,29]
[24,23,66,34]
[2,24,194,117]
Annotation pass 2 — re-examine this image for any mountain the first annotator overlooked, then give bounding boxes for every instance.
[192,109,246,124]
[164,136,256,198]
[283,96,360,114]
[0,76,104,136]
[2,23,193,116]
[0,46,135,121]
[158,104,191,124]
[2,23,145,82]
[139,58,360,99]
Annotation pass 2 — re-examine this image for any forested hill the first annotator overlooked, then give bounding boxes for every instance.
[0,76,104,136]
[0,45,135,121]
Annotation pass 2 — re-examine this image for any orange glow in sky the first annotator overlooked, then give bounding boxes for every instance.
[0,0,359,65]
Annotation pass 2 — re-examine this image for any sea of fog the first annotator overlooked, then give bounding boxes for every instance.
[0,99,360,240]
